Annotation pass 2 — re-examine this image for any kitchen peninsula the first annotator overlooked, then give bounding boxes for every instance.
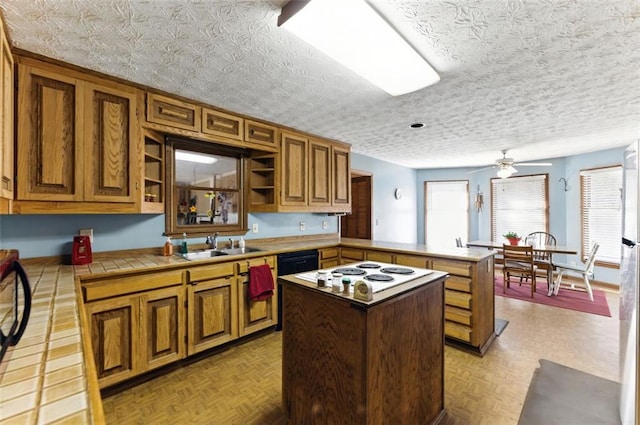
[0,236,494,423]
[279,265,448,425]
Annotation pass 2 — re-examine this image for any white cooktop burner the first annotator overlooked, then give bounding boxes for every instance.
[295,262,434,294]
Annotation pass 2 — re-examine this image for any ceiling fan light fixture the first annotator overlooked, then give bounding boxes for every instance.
[277,0,440,96]
[497,165,517,179]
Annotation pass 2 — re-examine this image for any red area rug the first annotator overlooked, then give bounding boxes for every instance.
[495,276,611,317]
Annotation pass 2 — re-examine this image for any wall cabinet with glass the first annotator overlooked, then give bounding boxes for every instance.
[165,137,247,236]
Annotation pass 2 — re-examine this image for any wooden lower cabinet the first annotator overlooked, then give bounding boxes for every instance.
[340,247,365,264]
[85,285,185,388]
[237,256,277,336]
[187,263,237,355]
[318,247,339,269]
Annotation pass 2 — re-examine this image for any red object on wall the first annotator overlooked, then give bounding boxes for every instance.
[71,236,92,265]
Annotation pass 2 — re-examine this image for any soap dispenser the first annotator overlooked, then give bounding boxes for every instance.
[181,233,188,254]
[163,237,174,256]
[239,237,246,250]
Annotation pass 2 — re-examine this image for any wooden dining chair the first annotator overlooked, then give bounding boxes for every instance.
[524,231,557,285]
[502,244,537,297]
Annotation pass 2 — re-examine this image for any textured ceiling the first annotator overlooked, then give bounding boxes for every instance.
[1,0,639,169]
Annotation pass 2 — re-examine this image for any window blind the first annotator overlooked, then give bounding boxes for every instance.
[491,175,548,241]
[425,181,469,247]
[581,166,622,265]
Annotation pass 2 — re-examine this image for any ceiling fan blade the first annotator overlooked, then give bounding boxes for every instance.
[466,165,495,174]
[514,162,552,166]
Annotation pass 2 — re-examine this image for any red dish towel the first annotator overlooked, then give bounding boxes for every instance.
[249,264,274,301]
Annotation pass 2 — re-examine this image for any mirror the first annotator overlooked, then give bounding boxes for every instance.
[165,137,247,236]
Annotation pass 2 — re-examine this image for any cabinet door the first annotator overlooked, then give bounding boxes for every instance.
[332,144,351,208]
[16,65,83,201]
[86,295,139,388]
[308,139,331,207]
[139,286,185,371]
[146,93,200,131]
[245,119,277,147]
[83,82,137,203]
[0,33,13,202]
[202,107,243,141]
[187,275,237,355]
[280,131,308,207]
[237,257,277,336]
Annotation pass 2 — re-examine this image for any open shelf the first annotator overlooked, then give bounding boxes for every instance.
[248,154,277,212]
[143,129,165,213]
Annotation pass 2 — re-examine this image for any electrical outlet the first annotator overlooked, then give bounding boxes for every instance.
[299,222,305,231]
[79,228,93,244]
[322,221,328,230]
[252,223,259,233]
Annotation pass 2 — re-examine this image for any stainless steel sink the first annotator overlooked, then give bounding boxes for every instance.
[219,247,262,255]
[181,249,229,260]
[181,246,261,260]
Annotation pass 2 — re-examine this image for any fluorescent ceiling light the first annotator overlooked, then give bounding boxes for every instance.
[176,150,218,164]
[497,165,517,179]
[278,0,440,96]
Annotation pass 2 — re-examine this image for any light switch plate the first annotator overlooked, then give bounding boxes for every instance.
[252,223,259,233]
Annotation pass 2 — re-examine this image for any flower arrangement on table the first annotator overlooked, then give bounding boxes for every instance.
[503,232,521,245]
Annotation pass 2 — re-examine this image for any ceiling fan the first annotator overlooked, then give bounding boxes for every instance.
[468,150,552,178]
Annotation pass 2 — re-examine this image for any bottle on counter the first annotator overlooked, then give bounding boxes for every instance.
[317,270,328,288]
[239,237,246,250]
[181,233,188,254]
[342,277,351,295]
[163,237,174,256]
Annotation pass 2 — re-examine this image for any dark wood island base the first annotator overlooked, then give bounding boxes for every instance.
[280,270,448,425]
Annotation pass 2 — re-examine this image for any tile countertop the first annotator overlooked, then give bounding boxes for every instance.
[0,237,494,424]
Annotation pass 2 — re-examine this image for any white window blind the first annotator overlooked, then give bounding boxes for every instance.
[425,181,469,247]
[581,166,622,265]
[491,175,548,241]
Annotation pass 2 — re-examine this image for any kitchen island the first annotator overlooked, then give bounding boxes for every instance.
[279,265,448,425]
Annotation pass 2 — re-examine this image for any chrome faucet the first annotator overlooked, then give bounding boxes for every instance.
[228,238,234,249]
[206,232,219,249]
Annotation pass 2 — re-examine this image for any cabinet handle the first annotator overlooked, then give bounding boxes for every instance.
[190,281,199,286]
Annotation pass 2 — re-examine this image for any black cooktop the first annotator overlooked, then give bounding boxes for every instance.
[332,267,367,276]
[364,274,394,282]
[380,267,415,275]
[357,263,381,269]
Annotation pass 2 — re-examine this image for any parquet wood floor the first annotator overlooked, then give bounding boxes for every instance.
[102,290,620,425]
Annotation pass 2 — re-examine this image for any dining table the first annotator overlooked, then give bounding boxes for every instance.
[466,240,579,296]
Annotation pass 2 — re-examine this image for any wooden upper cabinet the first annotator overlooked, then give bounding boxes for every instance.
[280,131,308,207]
[245,119,277,147]
[308,138,331,207]
[146,93,200,131]
[202,107,243,141]
[332,144,351,208]
[0,29,14,204]
[16,61,138,205]
[17,65,83,201]
[83,82,137,203]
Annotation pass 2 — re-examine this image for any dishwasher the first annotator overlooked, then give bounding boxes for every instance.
[276,249,319,331]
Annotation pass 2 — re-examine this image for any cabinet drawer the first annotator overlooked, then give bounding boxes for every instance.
[445,305,472,326]
[189,262,235,282]
[319,247,339,260]
[431,259,472,277]
[237,256,276,274]
[341,248,365,261]
[202,107,244,141]
[445,276,472,293]
[445,289,472,310]
[245,119,277,146]
[395,254,428,268]
[445,321,472,342]
[366,251,393,263]
[320,259,339,269]
[146,93,200,131]
[82,270,184,302]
